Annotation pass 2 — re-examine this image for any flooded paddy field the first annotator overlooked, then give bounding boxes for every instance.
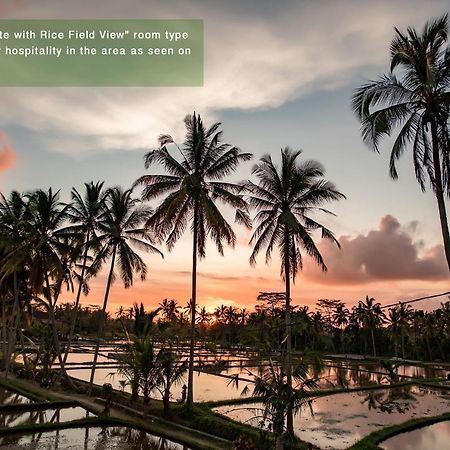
[0,426,186,450]
[380,420,450,450]
[214,385,450,449]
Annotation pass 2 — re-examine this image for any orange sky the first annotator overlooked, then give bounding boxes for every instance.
[60,215,450,314]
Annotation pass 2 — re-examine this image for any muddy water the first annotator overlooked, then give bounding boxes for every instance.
[214,385,450,449]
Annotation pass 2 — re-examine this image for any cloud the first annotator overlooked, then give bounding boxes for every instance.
[304,215,448,284]
[0,131,17,174]
[0,0,447,154]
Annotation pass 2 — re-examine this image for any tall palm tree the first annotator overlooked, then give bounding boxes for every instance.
[246,147,344,435]
[397,302,413,359]
[352,15,450,270]
[332,302,349,353]
[387,307,401,358]
[355,296,386,357]
[88,187,162,392]
[224,305,237,324]
[62,182,106,366]
[134,113,252,406]
[196,306,211,326]
[214,304,227,324]
[0,191,32,374]
[159,298,180,323]
[26,189,74,382]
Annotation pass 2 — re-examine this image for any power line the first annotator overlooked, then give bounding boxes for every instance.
[380,291,450,309]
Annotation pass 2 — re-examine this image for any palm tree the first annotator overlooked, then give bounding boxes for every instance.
[113,335,156,402]
[196,306,211,326]
[246,147,345,435]
[25,189,74,383]
[132,302,161,340]
[159,298,180,323]
[224,305,237,324]
[387,307,401,358]
[397,303,413,359]
[155,343,187,416]
[62,181,106,367]
[352,15,450,270]
[88,187,163,392]
[137,337,157,404]
[134,113,252,406]
[356,296,386,357]
[251,361,317,450]
[332,302,349,353]
[239,308,249,325]
[0,191,31,374]
[214,304,227,324]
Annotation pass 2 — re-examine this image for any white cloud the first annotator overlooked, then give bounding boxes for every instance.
[0,0,448,154]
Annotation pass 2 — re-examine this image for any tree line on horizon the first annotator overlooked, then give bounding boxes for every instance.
[0,12,450,445]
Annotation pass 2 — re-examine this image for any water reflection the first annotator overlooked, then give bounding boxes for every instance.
[0,387,31,406]
[380,420,450,450]
[0,407,87,429]
[60,350,449,403]
[214,386,450,449]
[0,426,187,449]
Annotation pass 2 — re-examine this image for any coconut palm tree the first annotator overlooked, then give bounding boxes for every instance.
[25,189,74,383]
[214,304,227,324]
[88,187,163,392]
[134,113,252,406]
[159,298,180,323]
[355,296,386,357]
[62,181,106,366]
[352,14,450,270]
[332,302,349,353]
[245,147,345,435]
[224,305,238,324]
[397,303,413,359]
[196,306,211,326]
[155,343,187,416]
[0,191,31,374]
[250,361,317,450]
[387,307,402,358]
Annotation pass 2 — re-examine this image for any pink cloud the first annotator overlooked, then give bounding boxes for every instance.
[0,131,17,174]
[304,215,448,285]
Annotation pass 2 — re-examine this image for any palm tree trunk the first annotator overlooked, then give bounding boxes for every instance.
[187,205,198,408]
[163,386,170,416]
[401,331,405,359]
[62,232,90,368]
[284,230,294,437]
[4,272,20,376]
[275,435,283,450]
[1,293,6,370]
[371,328,376,357]
[42,259,74,388]
[89,245,117,394]
[430,120,450,271]
[426,337,433,361]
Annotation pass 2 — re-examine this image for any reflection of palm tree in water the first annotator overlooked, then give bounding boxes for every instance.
[359,386,418,414]
[92,426,181,449]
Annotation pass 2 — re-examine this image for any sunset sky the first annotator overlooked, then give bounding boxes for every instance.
[0,0,449,313]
